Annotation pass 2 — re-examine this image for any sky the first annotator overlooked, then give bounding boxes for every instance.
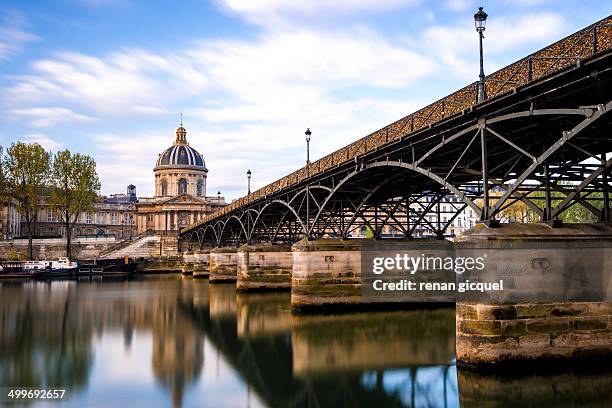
[0,0,610,200]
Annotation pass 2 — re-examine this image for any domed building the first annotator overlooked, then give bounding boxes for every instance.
[135,122,226,234]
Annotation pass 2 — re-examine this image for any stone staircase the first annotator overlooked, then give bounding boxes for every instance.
[100,234,161,259]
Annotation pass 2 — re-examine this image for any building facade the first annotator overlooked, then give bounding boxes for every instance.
[135,123,226,234]
[30,187,136,239]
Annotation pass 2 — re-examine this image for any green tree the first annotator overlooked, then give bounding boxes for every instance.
[4,142,51,259]
[50,150,101,258]
[526,188,602,223]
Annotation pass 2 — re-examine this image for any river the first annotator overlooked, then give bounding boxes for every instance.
[0,274,610,407]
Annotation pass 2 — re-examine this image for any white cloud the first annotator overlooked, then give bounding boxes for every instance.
[7,49,209,115]
[22,133,62,150]
[10,107,96,127]
[217,0,420,24]
[0,11,38,62]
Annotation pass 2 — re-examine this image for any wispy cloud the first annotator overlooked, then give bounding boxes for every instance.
[10,107,96,127]
[6,50,209,115]
[0,11,38,63]
[217,0,421,25]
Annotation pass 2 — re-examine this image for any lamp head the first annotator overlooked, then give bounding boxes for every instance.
[474,7,487,32]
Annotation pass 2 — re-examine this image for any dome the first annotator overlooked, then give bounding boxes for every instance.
[155,125,207,170]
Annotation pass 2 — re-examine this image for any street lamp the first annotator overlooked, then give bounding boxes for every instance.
[305,128,311,165]
[247,169,252,194]
[474,6,488,103]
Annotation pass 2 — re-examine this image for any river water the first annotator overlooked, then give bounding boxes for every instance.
[0,274,610,407]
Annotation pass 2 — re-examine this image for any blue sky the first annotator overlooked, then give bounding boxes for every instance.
[0,0,610,199]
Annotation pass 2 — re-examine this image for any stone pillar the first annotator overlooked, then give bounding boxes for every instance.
[237,243,292,291]
[210,247,238,283]
[193,249,210,279]
[291,238,362,311]
[455,223,612,368]
[291,237,454,311]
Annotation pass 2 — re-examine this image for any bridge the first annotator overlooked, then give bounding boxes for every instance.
[182,15,612,246]
[178,15,612,369]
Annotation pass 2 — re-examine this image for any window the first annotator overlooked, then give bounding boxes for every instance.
[85,213,92,224]
[196,179,203,196]
[47,209,55,222]
[178,178,187,194]
[111,212,117,225]
[161,179,168,196]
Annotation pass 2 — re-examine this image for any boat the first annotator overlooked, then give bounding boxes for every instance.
[1,257,138,279]
[77,257,138,276]
[29,257,79,278]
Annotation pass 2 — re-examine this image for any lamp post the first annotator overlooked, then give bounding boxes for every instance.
[247,169,252,194]
[474,6,488,103]
[305,128,311,165]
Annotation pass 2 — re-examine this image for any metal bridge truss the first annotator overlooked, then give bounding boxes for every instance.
[186,107,612,248]
[184,30,612,249]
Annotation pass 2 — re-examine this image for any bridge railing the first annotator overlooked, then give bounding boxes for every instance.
[184,16,612,233]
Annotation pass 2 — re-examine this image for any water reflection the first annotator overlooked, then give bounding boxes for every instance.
[0,276,610,407]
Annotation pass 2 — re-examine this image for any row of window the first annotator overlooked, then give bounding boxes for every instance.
[44,209,131,225]
[160,178,204,196]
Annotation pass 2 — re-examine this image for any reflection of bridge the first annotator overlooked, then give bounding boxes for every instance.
[182,17,612,246]
[180,285,458,408]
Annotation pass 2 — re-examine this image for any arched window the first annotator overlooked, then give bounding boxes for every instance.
[161,179,168,196]
[178,178,187,195]
[196,180,203,196]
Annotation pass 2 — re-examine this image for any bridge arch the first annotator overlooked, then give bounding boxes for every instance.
[309,160,482,236]
[250,199,308,242]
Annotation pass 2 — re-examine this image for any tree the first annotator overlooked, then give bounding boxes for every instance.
[4,142,51,259]
[50,150,101,258]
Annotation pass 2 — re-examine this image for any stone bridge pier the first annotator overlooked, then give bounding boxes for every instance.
[237,243,293,291]
[209,247,238,283]
[455,223,612,368]
[290,238,454,311]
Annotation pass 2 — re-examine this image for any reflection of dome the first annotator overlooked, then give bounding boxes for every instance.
[155,126,207,170]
